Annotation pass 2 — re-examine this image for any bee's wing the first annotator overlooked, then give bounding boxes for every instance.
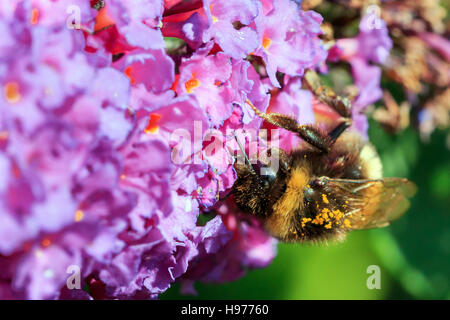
[324,177,417,230]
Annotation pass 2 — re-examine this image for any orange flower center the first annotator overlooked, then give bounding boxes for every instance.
[0,131,8,141]
[124,66,136,85]
[209,4,218,23]
[4,82,21,104]
[145,113,162,134]
[184,74,200,93]
[74,210,84,222]
[262,36,272,50]
[41,238,51,247]
[31,8,39,25]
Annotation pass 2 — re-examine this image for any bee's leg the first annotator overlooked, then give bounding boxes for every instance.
[303,70,354,142]
[232,130,256,175]
[328,118,352,144]
[304,70,352,118]
[246,99,332,153]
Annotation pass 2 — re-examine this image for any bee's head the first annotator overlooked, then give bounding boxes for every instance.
[233,160,286,217]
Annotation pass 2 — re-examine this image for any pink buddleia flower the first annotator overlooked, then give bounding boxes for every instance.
[202,0,260,59]
[14,243,83,300]
[181,203,277,290]
[0,0,392,300]
[227,59,271,127]
[333,13,393,137]
[162,11,207,49]
[0,1,138,299]
[85,1,174,94]
[95,141,199,298]
[418,32,450,62]
[0,0,93,32]
[107,0,164,28]
[114,48,175,94]
[176,50,233,126]
[351,58,383,110]
[252,0,327,87]
[337,14,392,65]
[104,0,164,49]
[261,77,314,151]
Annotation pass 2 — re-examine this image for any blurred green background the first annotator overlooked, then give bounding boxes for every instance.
[162,123,449,300]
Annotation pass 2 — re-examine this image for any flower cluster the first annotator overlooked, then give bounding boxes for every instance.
[304,0,450,139]
[0,0,421,299]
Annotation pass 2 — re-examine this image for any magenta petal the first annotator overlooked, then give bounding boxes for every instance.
[177,53,233,126]
[202,0,259,59]
[419,32,450,62]
[122,23,165,50]
[118,49,175,93]
[351,58,382,110]
[90,68,131,109]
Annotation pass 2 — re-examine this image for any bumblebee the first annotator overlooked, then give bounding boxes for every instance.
[232,71,417,243]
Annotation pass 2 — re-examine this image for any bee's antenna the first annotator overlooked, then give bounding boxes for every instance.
[232,131,256,175]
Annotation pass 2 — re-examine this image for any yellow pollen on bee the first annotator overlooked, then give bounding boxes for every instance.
[262,36,272,50]
[4,82,21,103]
[311,216,324,225]
[322,194,329,204]
[184,73,201,94]
[301,217,312,227]
[344,219,351,228]
[144,113,162,134]
[333,209,344,220]
[311,207,338,226]
[74,210,84,222]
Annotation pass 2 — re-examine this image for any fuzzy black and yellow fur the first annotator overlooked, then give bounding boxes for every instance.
[232,81,416,243]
